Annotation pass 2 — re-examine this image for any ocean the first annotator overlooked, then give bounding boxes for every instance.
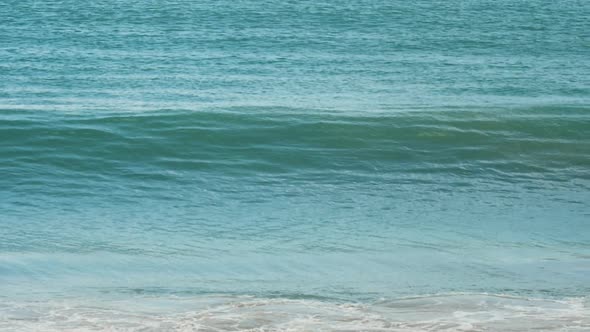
[1,0,589,330]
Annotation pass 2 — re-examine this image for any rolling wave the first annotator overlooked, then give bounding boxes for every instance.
[1,106,588,185]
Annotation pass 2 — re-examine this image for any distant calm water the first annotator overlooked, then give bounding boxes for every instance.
[1,0,589,330]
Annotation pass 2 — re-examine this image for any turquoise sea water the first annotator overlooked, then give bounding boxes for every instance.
[1,0,590,330]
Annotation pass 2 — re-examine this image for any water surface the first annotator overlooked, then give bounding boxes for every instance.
[1,0,589,330]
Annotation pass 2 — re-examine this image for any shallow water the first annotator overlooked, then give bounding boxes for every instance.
[2,294,589,331]
[1,0,590,330]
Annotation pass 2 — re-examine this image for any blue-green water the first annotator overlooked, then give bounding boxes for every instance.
[1,1,590,330]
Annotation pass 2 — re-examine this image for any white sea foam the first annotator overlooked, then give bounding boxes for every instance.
[0,294,588,331]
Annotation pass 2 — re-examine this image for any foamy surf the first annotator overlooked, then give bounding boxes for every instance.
[1,294,588,331]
